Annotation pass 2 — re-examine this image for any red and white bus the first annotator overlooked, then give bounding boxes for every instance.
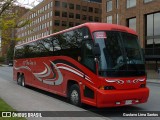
[13,23,149,108]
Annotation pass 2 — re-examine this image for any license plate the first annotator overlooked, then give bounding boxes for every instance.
[125,100,132,105]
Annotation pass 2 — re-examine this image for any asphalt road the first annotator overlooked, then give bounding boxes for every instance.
[0,66,160,120]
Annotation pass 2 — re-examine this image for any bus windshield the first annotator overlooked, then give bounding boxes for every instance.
[94,31,145,77]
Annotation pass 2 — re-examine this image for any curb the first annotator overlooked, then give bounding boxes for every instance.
[147,79,160,84]
[0,64,8,67]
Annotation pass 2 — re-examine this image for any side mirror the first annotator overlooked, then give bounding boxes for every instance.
[93,43,101,57]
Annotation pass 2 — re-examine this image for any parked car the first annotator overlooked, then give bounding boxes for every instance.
[8,60,13,66]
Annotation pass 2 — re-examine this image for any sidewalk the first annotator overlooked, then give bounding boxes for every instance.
[0,64,8,67]
[147,78,160,84]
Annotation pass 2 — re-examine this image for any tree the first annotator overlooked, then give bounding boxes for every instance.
[0,0,32,63]
[0,0,31,46]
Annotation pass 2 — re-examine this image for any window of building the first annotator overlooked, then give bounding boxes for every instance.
[55,11,60,16]
[62,2,67,8]
[47,22,49,27]
[76,14,80,19]
[42,7,44,12]
[54,20,60,26]
[50,2,53,7]
[95,8,99,13]
[48,3,50,9]
[127,0,136,8]
[107,15,112,23]
[42,15,44,21]
[144,0,154,3]
[89,7,93,12]
[50,30,52,34]
[82,15,87,20]
[94,17,99,22]
[69,3,74,9]
[89,16,93,21]
[106,0,112,12]
[38,10,40,14]
[48,12,50,18]
[146,12,160,48]
[69,13,74,18]
[76,5,81,10]
[50,21,52,26]
[62,12,67,17]
[69,22,74,27]
[116,14,119,24]
[45,5,47,11]
[50,11,53,17]
[127,17,136,31]
[82,6,87,11]
[62,21,67,26]
[75,23,80,26]
[55,1,60,7]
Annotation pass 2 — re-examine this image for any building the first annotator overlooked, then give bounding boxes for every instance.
[17,0,102,44]
[0,5,29,57]
[102,0,160,78]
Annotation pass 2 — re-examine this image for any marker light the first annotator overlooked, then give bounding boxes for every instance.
[99,86,115,90]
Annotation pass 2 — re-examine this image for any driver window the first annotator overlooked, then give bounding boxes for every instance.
[81,41,95,72]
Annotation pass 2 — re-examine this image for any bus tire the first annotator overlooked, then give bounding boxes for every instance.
[17,74,25,87]
[17,75,22,85]
[21,75,26,87]
[69,84,81,106]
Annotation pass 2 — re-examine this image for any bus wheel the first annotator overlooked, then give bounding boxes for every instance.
[21,75,26,87]
[17,75,25,87]
[17,75,22,85]
[69,84,81,106]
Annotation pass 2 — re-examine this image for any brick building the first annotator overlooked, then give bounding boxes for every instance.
[102,0,160,49]
[17,0,102,44]
[102,0,160,78]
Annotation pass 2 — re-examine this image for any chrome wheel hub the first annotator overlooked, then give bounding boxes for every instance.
[71,90,79,104]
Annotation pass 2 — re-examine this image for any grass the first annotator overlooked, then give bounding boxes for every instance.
[0,98,26,120]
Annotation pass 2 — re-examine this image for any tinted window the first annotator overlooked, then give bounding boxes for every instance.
[76,5,81,10]
[94,31,145,77]
[55,1,60,7]
[69,3,74,9]
[14,27,91,61]
[62,12,67,17]
[62,2,67,8]
[69,13,74,18]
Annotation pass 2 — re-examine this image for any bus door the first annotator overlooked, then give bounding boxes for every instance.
[81,40,97,103]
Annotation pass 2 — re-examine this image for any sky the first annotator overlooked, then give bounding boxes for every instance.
[17,0,42,8]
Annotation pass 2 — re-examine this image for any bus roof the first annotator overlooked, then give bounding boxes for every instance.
[16,22,137,47]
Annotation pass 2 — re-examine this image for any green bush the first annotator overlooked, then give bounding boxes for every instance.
[0,56,5,63]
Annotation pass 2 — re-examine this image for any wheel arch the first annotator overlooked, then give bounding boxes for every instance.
[67,80,79,97]
[17,72,24,78]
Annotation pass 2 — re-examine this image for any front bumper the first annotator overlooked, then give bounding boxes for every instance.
[96,87,149,108]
